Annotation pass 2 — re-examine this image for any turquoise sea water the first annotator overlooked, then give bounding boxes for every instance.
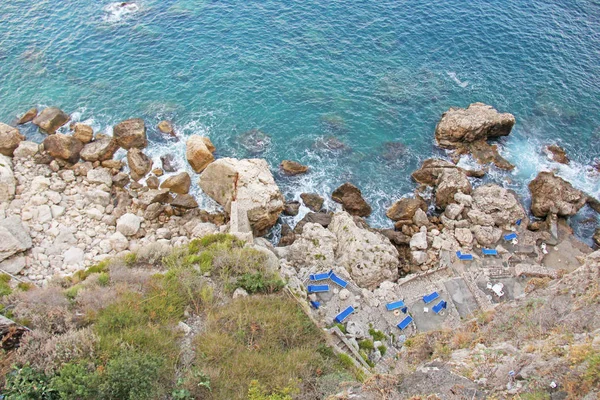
[1,0,599,237]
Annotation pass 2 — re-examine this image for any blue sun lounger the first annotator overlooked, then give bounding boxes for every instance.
[310,301,320,309]
[328,271,348,288]
[307,284,329,293]
[423,291,439,304]
[504,233,518,241]
[386,300,406,311]
[482,248,498,256]
[397,315,413,330]
[456,251,473,261]
[334,306,355,323]
[432,300,447,314]
[309,272,330,281]
[516,219,522,226]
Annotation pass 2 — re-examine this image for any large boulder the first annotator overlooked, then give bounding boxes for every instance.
[17,108,38,124]
[279,223,337,268]
[471,184,525,229]
[32,107,69,134]
[435,103,515,149]
[329,212,399,289]
[186,135,215,173]
[42,134,84,163]
[386,197,427,221]
[528,172,587,217]
[0,155,16,202]
[72,123,94,144]
[280,160,309,175]
[116,213,141,236]
[113,118,147,149]
[199,158,284,236]
[160,172,191,194]
[0,217,32,262]
[435,168,472,209]
[411,158,462,186]
[331,182,372,217]
[127,148,153,180]
[0,123,25,156]
[80,137,119,162]
[300,193,324,212]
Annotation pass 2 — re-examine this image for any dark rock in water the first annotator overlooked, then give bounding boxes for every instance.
[280,160,309,175]
[528,171,587,217]
[283,200,300,216]
[160,154,179,172]
[0,123,25,156]
[320,114,346,134]
[300,193,324,212]
[386,197,427,221]
[594,228,600,246]
[17,108,38,125]
[467,139,514,171]
[127,148,153,181]
[32,107,70,134]
[80,137,119,162]
[278,223,296,247]
[171,194,198,209]
[587,195,600,214]
[435,102,515,148]
[42,134,83,163]
[238,129,271,154]
[113,118,147,150]
[294,212,333,234]
[313,136,350,153]
[331,182,372,217]
[381,141,408,161]
[545,144,570,164]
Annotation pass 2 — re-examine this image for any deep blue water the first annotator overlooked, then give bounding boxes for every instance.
[1,0,599,235]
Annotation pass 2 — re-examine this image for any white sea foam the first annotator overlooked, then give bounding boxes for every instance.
[102,2,140,23]
[447,71,469,88]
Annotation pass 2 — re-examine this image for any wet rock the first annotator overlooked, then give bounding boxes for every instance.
[381,141,407,161]
[127,148,153,180]
[42,134,83,163]
[199,158,284,236]
[435,102,515,148]
[186,135,215,173]
[278,223,296,247]
[386,197,427,221]
[159,172,190,194]
[545,144,570,164]
[0,123,25,156]
[238,129,271,154]
[171,194,198,209]
[116,213,141,236]
[32,107,70,134]
[331,182,372,217]
[294,212,333,234]
[160,154,179,172]
[313,136,349,153]
[80,137,119,162]
[72,123,93,144]
[528,171,587,217]
[17,108,38,124]
[0,155,16,202]
[283,201,300,216]
[467,139,514,170]
[0,216,32,262]
[300,193,324,212]
[157,120,174,135]
[411,158,460,186]
[113,118,147,149]
[280,160,309,175]
[435,168,472,209]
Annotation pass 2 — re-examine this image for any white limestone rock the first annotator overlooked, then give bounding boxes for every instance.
[116,213,141,236]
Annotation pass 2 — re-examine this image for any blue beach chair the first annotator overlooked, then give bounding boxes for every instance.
[328,270,348,288]
[516,219,522,226]
[309,272,330,281]
[504,233,517,241]
[307,284,329,293]
[397,315,413,330]
[386,300,406,311]
[432,300,447,314]
[334,306,355,323]
[456,251,474,261]
[423,291,439,304]
[482,248,498,256]
[310,301,320,309]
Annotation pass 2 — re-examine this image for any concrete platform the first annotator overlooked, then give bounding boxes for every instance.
[444,277,479,319]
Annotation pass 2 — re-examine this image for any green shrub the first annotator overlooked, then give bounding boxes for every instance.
[233,272,285,294]
[247,380,296,400]
[377,345,387,356]
[0,274,12,297]
[97,273,110,287]
[50,362,99,400]
[332,323,347,334]
[17,282,35,291]
[124,252,137,266]
[3,365,58,399]
[98,350,165,400]
[368,328,386,341]
[358,339,374,351]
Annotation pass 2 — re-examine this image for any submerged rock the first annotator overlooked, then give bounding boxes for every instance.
[160,153,179,172]
[32,107,70,134]
[313,136,350,153]
[42,134,83,163]
[186,135,215,173]
[238,129,271,154]
[280,160,309,175]
[528,171,587,217]
[331,182,372,217]
[0,123,25,156]
[17,108,38,124]
[199,158,284,236]
[113,118,147,149]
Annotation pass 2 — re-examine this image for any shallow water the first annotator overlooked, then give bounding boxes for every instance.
[1,0,599,238]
